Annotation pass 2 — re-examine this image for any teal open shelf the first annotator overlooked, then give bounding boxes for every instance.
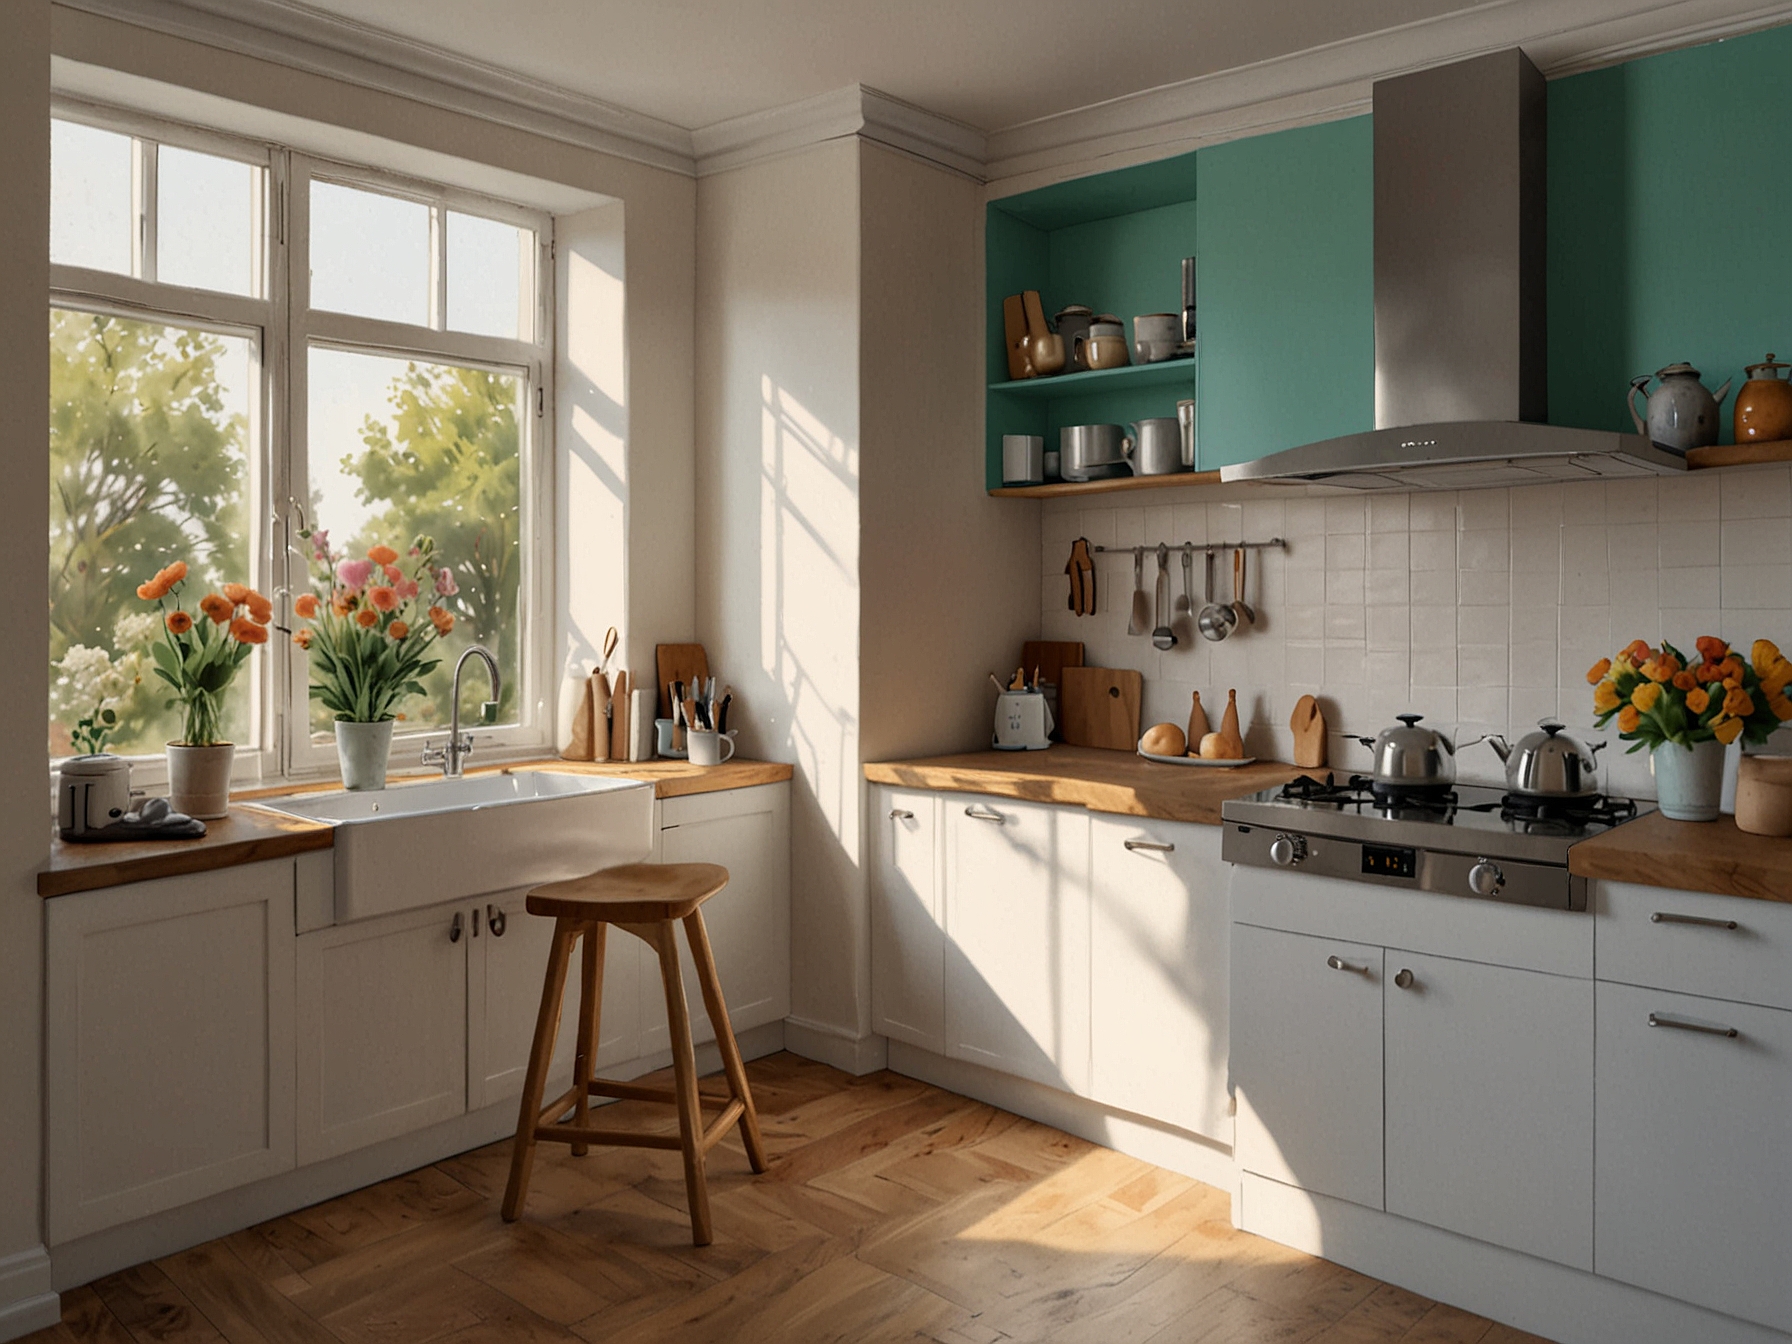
[988,359,1195,399]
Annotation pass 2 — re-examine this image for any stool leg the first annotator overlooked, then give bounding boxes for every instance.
[650,920,712,1246]
[570,923,607,1156]
[502,918,575,1222]
[683,910,768,1174]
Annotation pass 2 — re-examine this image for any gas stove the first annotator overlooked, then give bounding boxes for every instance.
[1220,774,1647,911]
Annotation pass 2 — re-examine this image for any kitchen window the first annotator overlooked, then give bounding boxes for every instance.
[48,104,554,782]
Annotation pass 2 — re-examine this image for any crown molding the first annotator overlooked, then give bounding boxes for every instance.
[692,85,986,179]
[983,0,1792,188]
[53,0,699,175]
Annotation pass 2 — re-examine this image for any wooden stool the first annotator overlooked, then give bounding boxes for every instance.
[500,862,768,1245]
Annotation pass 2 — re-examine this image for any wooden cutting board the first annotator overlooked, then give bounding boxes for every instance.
[1058,667,1143,751]
[656,644,710,720]
[1020,641,1085,688]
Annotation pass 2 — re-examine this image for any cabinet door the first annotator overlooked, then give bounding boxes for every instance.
[46,862,297,1243]
[297,903,467,1164]
[1596,982,1792,1333]
[871,787,944,1052]
[467,888,640,1111]
[1089,816,1229,1140]
[1232,923,1383,1209]
[943,798,1091,1095]
[644,784,790,1053]
[1384,952,1593,1269]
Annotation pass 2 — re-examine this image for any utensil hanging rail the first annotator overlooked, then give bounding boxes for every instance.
[1092,538,1288,555]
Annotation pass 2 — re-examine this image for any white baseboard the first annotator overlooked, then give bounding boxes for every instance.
[49,1020,785,1291]
[782,1017,889,1075]
[885,1041,1235,1193]
[1240,1172,1791,1344]
[0,1246,58,1343]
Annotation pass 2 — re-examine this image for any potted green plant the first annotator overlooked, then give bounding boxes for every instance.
[137,561,270,817]
[290,532,460,790]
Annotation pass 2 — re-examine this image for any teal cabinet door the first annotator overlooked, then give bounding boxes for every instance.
[1195,116,1373,469]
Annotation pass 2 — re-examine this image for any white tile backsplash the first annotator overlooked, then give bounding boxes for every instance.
[1043,470,1792,799]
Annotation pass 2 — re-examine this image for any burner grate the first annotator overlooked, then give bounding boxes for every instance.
[1278,773,1459,812]
[1499,793,1638,827]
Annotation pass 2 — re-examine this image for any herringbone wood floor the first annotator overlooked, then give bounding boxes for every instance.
[27,1053,1553,1344]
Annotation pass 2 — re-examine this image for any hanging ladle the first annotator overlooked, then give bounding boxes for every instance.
[1197,548,1236,642]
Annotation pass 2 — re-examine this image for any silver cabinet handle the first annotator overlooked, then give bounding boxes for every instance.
[487,904,506,937]
[889,809,915,821]
[1649,1011,1739,1039]
[1394,968,1416,989]
[1326,955,1367,974]
[450,911,463,943]
[1124,838,1175,853]
[1651,911,1740,930]
[965,806,1006,823]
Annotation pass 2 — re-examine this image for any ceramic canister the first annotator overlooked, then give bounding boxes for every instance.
[1735,354,1792,443]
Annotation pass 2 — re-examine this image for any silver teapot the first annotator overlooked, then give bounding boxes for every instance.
[1482,721,1606,798]
[1628,363,1731,452]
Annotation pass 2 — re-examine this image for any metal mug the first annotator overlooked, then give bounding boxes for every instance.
[1177,398,1197,467]
[1001,434,1045,486]
[1129,417,1184,475]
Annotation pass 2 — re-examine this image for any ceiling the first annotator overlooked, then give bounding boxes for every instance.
[287,0,1483,133]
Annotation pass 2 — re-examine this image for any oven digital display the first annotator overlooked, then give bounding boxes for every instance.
[1362,843,1417,879]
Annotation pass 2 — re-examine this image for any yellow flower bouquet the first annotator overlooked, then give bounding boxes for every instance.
[1589,636,1792,751]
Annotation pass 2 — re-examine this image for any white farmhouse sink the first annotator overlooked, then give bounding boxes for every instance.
[255,772,654,924]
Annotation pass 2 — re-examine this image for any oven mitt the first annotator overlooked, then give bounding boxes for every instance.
[1066,538,1097,616]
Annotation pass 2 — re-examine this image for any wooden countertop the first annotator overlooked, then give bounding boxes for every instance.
[1570,811,1792,903]
[864,746,1311,826]
[40,757,792,898]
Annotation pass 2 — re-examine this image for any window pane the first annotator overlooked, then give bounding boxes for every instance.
[51,121,133,275]
[49,309,256,757]
[447,211,531,340]
[309,181,429,325]
[158,145,261,296]
[305,347,523,737]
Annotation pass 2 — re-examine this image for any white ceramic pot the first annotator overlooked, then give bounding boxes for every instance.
[1651,738,1727,822]
[166,741,235,819]
[335,720,395,791]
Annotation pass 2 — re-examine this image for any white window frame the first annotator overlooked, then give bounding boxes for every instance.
[48,100,557,788]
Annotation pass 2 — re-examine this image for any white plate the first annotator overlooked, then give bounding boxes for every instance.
[1137,746,1255,768]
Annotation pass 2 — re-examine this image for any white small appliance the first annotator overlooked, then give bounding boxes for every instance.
[993,689,1053,752]
[57,754,133,838]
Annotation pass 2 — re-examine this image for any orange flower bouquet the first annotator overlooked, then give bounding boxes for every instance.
[1588,637,1792,751]
[138,561,271,746]
[290,532,460,725]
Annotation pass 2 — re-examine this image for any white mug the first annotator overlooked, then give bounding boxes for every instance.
[687,729,736,766]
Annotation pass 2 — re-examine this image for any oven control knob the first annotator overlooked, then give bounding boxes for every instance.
[1468,859,1505,897]
[1269,833,1307,867]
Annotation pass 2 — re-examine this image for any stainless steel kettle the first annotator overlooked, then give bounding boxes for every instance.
[1355,714,1456,790]
[1483,721,1605,798]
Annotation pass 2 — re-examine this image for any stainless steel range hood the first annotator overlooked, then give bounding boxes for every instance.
[1221,49,1684,491]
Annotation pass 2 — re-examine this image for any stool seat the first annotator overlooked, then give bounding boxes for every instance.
[503,860,766,1246]
[525,861,728,923]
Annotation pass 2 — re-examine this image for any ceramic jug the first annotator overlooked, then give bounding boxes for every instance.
[1734,353,1792,443]
[1628,363,1731,451]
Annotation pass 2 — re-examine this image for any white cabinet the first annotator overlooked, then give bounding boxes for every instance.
[644,783,790,1053]
[296,902,469,1164]
[1232,923,1384,1209]
[871,787,944,1053]
[1089,816,1230,1141]
[1595,982,1792,1333]
[46,861,297,1243]
[943,797,1091,1095]
[1384,952,1593,1270]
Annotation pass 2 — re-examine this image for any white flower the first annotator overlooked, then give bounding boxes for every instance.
[112,612,158,648]
[56,644,142,713]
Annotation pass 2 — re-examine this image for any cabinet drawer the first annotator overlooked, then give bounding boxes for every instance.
[1595,981,1792,1333]
[1597,881,1792,1011]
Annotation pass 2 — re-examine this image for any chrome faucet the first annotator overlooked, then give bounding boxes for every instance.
[422,645,501,778]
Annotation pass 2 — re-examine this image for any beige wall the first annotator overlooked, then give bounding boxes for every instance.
[0,5,53,1334]
[694,139,865,1045]
[859,141,1040,765]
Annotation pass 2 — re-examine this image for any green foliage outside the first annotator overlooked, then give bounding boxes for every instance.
[48,308,250,755]
[314,363,522,736]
